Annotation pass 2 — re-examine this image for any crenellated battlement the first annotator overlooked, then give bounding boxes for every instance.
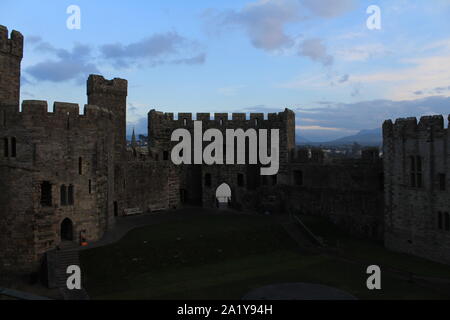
[0,25,23,58]
[383,114,449,138]
[149,108,292,127]
[5,100,116,132]
[87,74,128,96]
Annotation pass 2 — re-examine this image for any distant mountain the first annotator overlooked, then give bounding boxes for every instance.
[322,128,382,146]
[296,134,311,144]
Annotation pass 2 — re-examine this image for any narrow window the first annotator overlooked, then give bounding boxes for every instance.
[438,212,443,230]
[78,157,83,175]
[272,175,277,186]
[3,137,8,157]
[255,118,258,127]
[41,181,52,207]
[219,119,223,126]
[163,151,169,161]
[237,174,244,187]
[262,176,268,186]
[410,156,416,187]
[60,185,67,206]
[439,173,446,191]
[183,118,187,126]
[379,172,384,191]
[114,201,118,217]
[294,170,303,186]
[205,174,211,187]
[11,137,16,157]
[410,156,423,188]
[88,180,92,194]
[445,213,450,231]
[32,144,37,164]
[416,156,422,188]
[1,110,5,127]
[68,185,74,205]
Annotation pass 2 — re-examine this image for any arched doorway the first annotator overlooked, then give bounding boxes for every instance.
[61,218,74,241]
[215,183,231,209]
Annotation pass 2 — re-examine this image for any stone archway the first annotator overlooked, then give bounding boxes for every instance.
[61,218,74,241]
[215,183,232,209]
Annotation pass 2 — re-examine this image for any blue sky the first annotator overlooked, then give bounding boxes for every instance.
[1,0,450,141]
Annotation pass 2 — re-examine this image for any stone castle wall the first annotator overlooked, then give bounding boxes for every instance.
[0,100,116,272]
[383,115,450,264]
[286,152,384,240]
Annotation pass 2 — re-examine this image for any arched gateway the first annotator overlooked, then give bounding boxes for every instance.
[215,183,232,209]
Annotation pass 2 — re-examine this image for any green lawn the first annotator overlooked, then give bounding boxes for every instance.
[80,213,450,300]
[299,215,450,280]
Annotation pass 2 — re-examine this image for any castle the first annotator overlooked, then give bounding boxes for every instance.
[0,26,448,276]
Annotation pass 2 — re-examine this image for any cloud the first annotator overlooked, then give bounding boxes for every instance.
[100,32,205,68]
[217,85,246,96]
[26,42,100,83]
[203,0,355,68]
[301,0,355,18]
[351,55,450,100]
[336,43,389,62]
[206,0,302,51]
[295,96,450,134]
[338,74,349,83]
[298,38,334,66]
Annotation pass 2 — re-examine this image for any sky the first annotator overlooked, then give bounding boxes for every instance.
[1,0,450,141]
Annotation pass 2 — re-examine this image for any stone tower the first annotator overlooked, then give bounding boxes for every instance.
[87,75,128,159]
[0,25,23,117]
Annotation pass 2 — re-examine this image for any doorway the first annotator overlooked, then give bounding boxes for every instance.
[61,218,74,241]
[215,183,232,209]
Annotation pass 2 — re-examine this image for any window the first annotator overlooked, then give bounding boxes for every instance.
[41,181,52,207]
[237,174,244,187]
[439,173,446,191]
[438,212,443,230]
[272,175,277,186]
[89,180,92,194]
[78,157,83,175]
[205,174,211,187]
[255,118,258,127]
[11,137,16,157]
[163,151,169,161]
[183,118,187,126]
[3,137,8,157]
[410,156,423,188]
[32,144,37,164]
[219,119,223,126]
[60,185,67,206]
[379,172,384,191]
[261,175,268,185]
[445,213,450,231]
[294,170,303,186]
[68,185,74,205]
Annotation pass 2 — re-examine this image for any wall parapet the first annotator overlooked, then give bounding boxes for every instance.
[383,114,449,138]
[87,74,128,96]
[0,25,23,58]
[149,108,293,126]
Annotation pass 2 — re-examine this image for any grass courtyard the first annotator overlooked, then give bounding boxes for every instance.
[80,212,450,300]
